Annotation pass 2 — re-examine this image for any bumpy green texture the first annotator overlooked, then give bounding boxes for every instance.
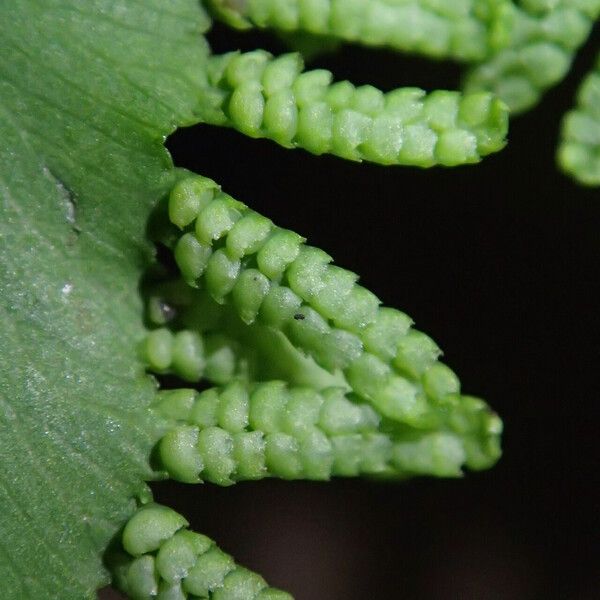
[207,0,512,62]
[151,380,499,484]
[112,503,292,600]
[143,174,502,483]
[143,278,348,391]
[197,50,508,166]
[558,54,600,186]
[140,327,254,384]
[464,0,600,113]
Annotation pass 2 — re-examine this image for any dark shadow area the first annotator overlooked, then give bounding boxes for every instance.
[151,23,600,600]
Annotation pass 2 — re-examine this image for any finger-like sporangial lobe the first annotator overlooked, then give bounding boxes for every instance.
[141,326,255,385]
[558,52,600,186]
[464,0,600,113]
[206,0,512,63]
[195,50,509,167]
[110,503,292,600]
[140,174,502,487]
[150,380,500,486]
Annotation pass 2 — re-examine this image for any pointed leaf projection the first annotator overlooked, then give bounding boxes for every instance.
[142,175,502,493]
[111,503,292,600]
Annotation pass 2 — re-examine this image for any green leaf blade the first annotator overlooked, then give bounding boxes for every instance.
[0,1,211,597]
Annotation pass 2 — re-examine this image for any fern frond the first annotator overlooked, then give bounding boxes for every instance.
[110,504,292,600]
[196,50,508,166]
[206,0,511,62]
[464,0,600,113]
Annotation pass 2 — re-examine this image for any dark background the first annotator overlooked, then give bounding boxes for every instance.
[146,23,598,600]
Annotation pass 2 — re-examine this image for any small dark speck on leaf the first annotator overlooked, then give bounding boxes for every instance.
[293,313,305,320]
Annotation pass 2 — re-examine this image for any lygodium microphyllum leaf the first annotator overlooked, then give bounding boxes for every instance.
[197,50,509,166]
[111,504,292,600]
[207,0,512,62]
[1,0,595,598]
[464,0,600,113]
[140,175,501,486]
